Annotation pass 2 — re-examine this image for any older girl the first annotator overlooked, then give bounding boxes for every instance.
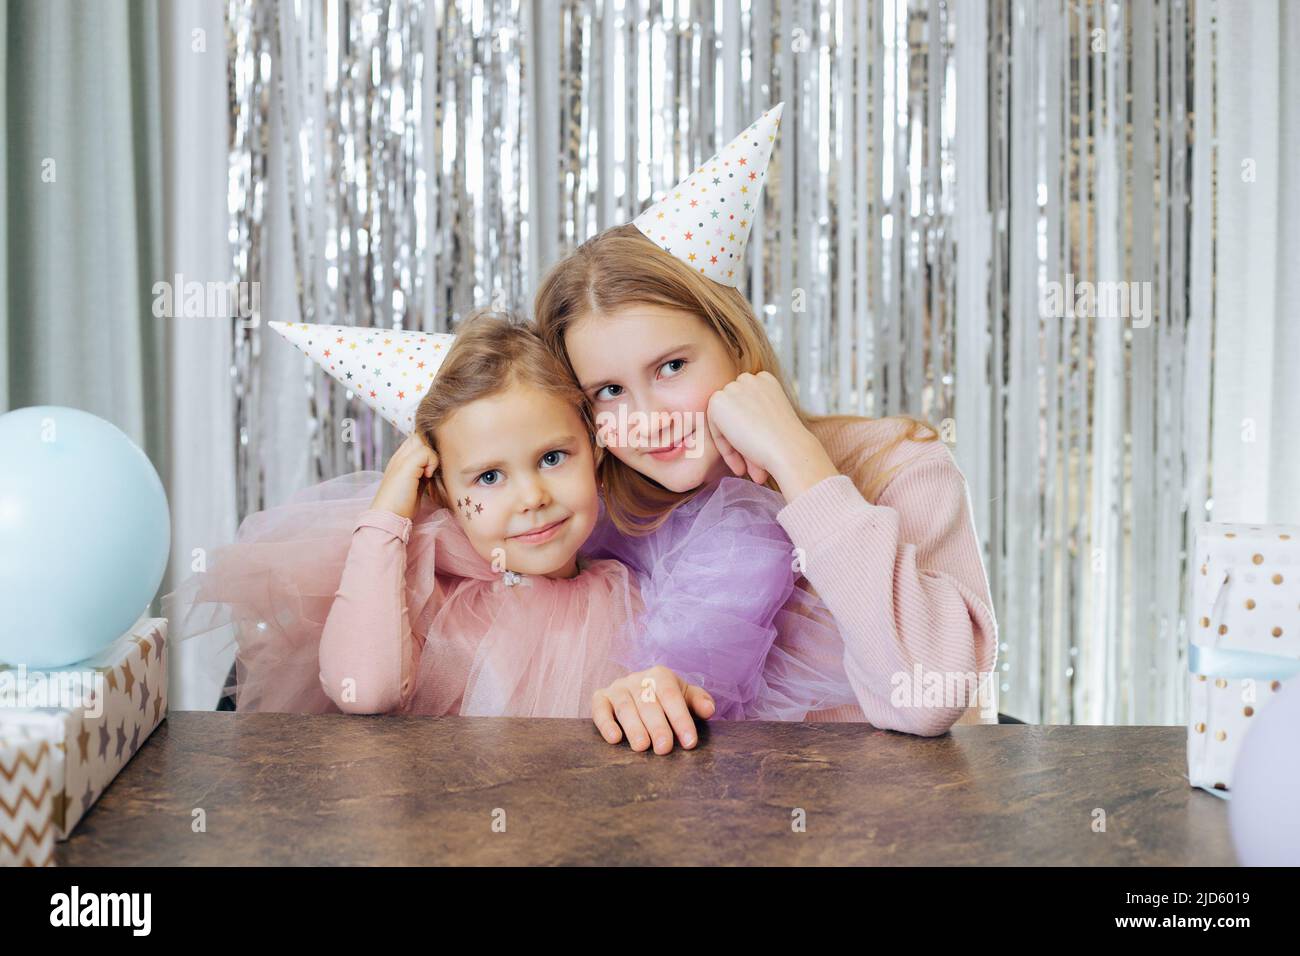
[535,222,999,748]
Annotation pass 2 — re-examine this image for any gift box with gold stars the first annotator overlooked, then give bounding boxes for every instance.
[1187,524,1300,796]
[0,617,168,846]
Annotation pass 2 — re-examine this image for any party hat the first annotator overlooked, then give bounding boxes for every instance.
[268,321,456,434]
[632,102,784,287]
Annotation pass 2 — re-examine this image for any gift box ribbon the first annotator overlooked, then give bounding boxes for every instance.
[1188,645,1300,681]
[1188,645,1297,801]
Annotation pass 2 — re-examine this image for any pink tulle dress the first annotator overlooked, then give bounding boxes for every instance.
[163,472,638,717]
[163,472,858,720]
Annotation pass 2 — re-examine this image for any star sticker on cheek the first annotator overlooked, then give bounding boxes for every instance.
[475,503,483,514]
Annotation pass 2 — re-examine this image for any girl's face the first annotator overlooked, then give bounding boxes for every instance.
[564,302,738,493]
[434,381,599,579]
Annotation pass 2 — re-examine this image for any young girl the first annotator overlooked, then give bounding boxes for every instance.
[164,310,854,733]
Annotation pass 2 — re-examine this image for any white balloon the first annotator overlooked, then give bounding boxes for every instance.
[1229,679,1300,866]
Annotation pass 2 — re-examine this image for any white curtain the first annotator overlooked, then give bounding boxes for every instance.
[1207,0,1300,525]
[1,0,165,432]
[157,0,239,709]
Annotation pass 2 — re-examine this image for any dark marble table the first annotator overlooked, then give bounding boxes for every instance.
[54,712,1235,865]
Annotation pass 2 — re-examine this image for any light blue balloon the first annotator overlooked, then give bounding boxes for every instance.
[0,406,171,668]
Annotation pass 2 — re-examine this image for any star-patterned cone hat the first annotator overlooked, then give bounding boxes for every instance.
[631,102,784,287]
[268,321,456,434]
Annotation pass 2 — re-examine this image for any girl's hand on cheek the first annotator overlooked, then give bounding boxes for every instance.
[370,433,440,520]
[590,666,715,755]
[706,371,838,500]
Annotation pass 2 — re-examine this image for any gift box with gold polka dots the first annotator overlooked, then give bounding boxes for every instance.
[1188,524,1300,796]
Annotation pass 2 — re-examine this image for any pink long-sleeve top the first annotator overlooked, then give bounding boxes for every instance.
[781,417,999,734]
[319,508,425,714]
[319,416,999,734]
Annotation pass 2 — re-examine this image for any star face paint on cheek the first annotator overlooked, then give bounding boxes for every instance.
[455,496,480,520]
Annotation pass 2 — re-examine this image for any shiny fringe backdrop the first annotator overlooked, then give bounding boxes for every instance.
[226,0,1215,726]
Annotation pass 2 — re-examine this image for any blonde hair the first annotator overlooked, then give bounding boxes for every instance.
[413,309,597,509]
[532,223,937,535]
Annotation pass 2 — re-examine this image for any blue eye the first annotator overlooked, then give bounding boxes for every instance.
[659,358,687,377]
[475,470,501,486]
[594,383,624,402]
[540,450,569,468]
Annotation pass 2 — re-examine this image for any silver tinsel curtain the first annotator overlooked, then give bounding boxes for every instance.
[226,0,1220,725]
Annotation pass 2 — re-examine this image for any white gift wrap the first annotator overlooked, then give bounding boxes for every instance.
[0,618,168,838]
[0,737,55,866]
[1187,523,1300,796]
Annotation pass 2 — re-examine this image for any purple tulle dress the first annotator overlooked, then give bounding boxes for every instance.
[585,476,859,721]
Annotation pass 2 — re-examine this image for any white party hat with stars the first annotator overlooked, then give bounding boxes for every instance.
[268,321,456,434]
[632,102,784,287]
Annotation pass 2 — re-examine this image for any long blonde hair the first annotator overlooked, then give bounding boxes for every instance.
[533,223,937,535]
[413,308,598,509]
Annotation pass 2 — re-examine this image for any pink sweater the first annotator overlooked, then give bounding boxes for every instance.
[318,416,999,735]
